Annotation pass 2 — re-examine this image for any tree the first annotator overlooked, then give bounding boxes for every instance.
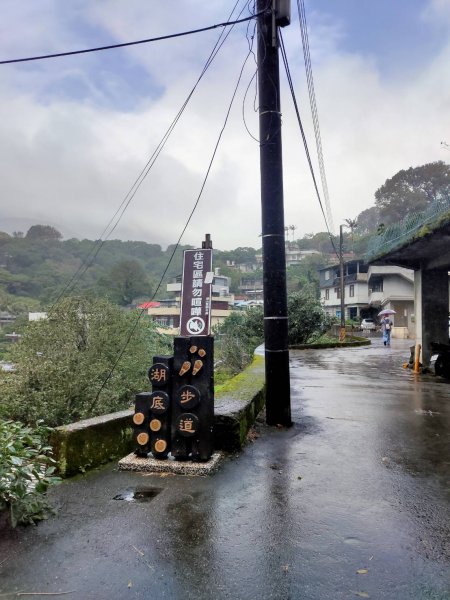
[374,161,450,225]
[355,206,379,235]
[344,218,358,253]
[296,232,336,254]
[103,259,151,306]
[286,254,327,296]
[287,290,334,345]
[0,296,172,426]
[25,225,62,241]
[224,247,257,265]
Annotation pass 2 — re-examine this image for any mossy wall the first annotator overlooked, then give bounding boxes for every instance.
[51,356,266,477]
[50,410,134,477]
[214,355,265,451]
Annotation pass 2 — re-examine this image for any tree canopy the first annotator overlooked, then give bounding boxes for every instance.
[25,225,62,241]
[101,259,151,306]
[374,161,450,225]
[0,296,172,426]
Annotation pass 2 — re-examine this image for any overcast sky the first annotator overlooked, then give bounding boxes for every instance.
[1,0,449,250]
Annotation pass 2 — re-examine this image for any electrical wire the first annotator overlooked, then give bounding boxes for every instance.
[0,13,265,65]
[49,1,248,310]
[242,70,259,142]
[89,16,257,410]
[242,14,260,143]
[279,31,339,260]
[297,0,334,234]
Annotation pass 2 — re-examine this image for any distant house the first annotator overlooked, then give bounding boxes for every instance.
[5,332,21,343]
[318,260,415,336]
[238,276,264,302]
[145,272,234,334]
[137,302,160,310]
[29,312,48,321]
[256,248,321,268]
[367,265,414,337]
[0,311,15,326]
[319,259,369,321]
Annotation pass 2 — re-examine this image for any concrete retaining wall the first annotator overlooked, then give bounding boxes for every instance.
[51,356,266,477]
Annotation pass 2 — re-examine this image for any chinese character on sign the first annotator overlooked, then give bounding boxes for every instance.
[148,363,170,386]
[179,417,195,433]
[176,411,200,437]
[150,395,165,411]
[148,390,170,413]
[180,389,195,404]
[176,385,200,409]
[150,368,166,383]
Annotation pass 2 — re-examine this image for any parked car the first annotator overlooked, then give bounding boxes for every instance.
[361,318,377,331]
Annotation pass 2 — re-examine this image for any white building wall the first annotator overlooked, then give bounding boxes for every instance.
[382,275,414,298]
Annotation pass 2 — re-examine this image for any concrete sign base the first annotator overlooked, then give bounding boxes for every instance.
[118,451,223,476]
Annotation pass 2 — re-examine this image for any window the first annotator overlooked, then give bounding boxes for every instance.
[335,287,341,299]
[155,317,174,327]
[325,288,329,300]
[371,278,383,292]
[325,270,330,281]
[349,284,354,297]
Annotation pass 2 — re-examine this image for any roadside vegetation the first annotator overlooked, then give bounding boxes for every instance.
[0,420,61,527]
[0,296,172,428]
[215,290,334,376]
[0,296,171,526]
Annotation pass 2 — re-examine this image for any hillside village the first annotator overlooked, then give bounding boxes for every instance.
[0,221,418,348]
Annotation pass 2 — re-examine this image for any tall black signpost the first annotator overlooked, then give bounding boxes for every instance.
[132,236,215,462]
[172,239,214,461]
[257,0,292,426]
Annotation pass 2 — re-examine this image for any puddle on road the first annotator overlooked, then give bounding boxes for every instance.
[113,487,161,503]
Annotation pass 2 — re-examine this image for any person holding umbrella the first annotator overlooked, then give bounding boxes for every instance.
[379,309,395,346]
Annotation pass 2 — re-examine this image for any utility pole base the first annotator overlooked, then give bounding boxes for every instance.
[265,349,292,427]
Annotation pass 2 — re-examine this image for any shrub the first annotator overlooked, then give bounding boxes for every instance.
[214,307,264,375]
[215,292,333,374]
[0,419,60,527]
[288,290,334,345]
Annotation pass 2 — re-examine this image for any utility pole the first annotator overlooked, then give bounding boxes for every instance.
[339,224,346,342]
[257,0,292,427]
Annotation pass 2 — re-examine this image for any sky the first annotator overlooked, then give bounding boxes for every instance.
[1,0,450,250]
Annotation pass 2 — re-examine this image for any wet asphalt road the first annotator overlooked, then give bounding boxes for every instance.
[1,338,449,600]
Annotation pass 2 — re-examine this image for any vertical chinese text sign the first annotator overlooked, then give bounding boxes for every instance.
[179,249,213,337]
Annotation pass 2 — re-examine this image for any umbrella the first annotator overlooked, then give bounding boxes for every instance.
[378,309,396,316]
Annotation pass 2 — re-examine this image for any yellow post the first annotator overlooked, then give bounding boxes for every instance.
[413,343,421,373]
[339,327,346,342]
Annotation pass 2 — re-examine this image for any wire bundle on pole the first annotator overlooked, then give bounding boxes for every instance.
[297,0,334,235]
[279,31,339,259]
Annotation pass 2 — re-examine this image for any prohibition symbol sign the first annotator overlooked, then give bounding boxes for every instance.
[186,316,205,335]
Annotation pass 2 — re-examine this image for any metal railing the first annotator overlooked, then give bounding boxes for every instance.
[366,196,450,260]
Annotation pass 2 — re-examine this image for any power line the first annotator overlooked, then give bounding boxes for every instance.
[297,0,334,234]
[49,1,249,310]
[90,32,256,410]
[0,13,265,65]
[279,31,339,259]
